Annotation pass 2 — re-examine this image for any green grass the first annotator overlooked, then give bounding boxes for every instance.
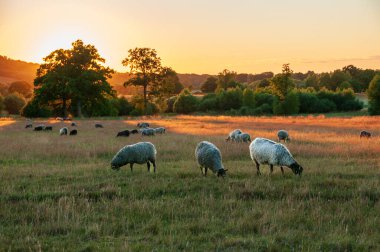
[0,118,379,251]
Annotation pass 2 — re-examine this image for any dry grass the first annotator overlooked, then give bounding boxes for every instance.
[0,115,379,251]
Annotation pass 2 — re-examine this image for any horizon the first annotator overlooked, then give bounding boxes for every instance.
[1,0,379,74]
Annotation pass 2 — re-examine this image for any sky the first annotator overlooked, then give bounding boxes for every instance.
[0,0,379,74]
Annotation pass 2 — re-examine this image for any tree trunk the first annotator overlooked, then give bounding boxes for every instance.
[77,100,82,118]
[143,85,147,114]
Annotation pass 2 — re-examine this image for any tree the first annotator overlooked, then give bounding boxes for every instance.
[318,72,331,89]
[0,83,9,96]
[173,89,198,114]
[4,93,26,114]
[270,63,294,100]
[367,74,380,115]
[305,72,319,89]
[329,70,351,91]
[0,95,4,112]
[122,48,162,113]
[217,69,237,90]
[242,88,255,108]
[201,76,218,93]
[34,39,115,117]
[8,81,33,98]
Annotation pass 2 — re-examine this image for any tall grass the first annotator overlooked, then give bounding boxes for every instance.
[0,116,379,251]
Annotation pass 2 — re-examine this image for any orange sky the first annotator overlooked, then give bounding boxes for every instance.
[0,0,379,74]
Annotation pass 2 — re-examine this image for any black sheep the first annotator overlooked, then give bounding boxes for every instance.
[71,122,77,127]
[131,129,139,134]
[25,124,33,128]
[360,130,371,138]
[95,123,103,128]
[116,130,130,137]
[69,129,78,135]
[34,126,44,131]
[44,126,53,131]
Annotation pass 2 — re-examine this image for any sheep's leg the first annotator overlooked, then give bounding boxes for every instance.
[280,166,284,175]
[204,167,208,176]
[152,160,156,173]
[199,166,203,175]
[254,159,261,175]
[270,165,274,174]
[147,162,151,172]
[130,163,134,172]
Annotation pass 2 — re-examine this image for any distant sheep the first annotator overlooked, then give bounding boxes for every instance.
[226,129,242,142]
[43,126,53,131]
[95,123,103,128]
[142,128,155,136]
[235,133,251,143]
[360,130,371,139]
[34,125,45,131]
[71,122,77,127]
[131,129,139,134]
[154,127,166,134]
[59,127,68,136]
[195,141,227,177]
[63,117,72,121]
[116,130,130,137]
[277,130,290,143]
[249,138,303,176]
[25,124,32,128]
[56,117,64,121]
[111,142,157,172]
[137,122,150,128]
[69,129,77,136]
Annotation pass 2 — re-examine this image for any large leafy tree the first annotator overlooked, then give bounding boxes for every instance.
[217,69,237,90]
[367,74,380,115]
[270,63,294,100]
[34,40,114,117]
[201,76,218,93]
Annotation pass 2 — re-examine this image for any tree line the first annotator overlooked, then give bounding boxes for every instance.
[0,39,379,117]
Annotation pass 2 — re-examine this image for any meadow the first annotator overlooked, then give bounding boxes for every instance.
[0,115,379,251]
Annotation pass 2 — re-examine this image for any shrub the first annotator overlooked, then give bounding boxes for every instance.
[173,89,199,114]
[4,93,26,114]
[198,96,218,111]
[242,88,255,108]
[367,74,380,115]
[22,99,52,117]
[117,97,134,116]
[273,91,300,115]
[217,88,243,110]
[253,92,275,108]
[298,92,320,113]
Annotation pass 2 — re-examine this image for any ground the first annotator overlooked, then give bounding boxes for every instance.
[0,115,379,251]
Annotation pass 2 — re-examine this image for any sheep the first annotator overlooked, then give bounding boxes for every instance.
[59,127,68,136]
[116,130,130,137]
[131,129,139,134]
[111,142,157,172]
[235,133,251,143]
[226,129,242,142]
[34,125,45,131]
[25,123,33,128]
[360,130,371,139]
[95,123,103,128]
[154,127,166,134]
[195,141,227,177]
[44,126,53,131]
[141,128,155,136]
[277,130,290,143]
[56,117,64,121]
[71,122,77,127]
[69,129,77,136]
[249,137,303,176]
[137,122,150,128]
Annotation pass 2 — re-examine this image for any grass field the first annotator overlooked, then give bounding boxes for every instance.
[0,115,379,251]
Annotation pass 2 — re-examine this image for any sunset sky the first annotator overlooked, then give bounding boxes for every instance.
[0,0,379,74]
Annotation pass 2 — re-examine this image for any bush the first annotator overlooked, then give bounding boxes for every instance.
[217,88,243,110]
[242,88,255,108]
[4,93,26,114]
[317,98,337,112]
[22,99,52,117]
[198,94,218,112]
[253,92,275,108]
[173,89,199,114]
[273,91,300,115]
[367,74,380,115]
[116,97,133,116]
[298,92,320,113]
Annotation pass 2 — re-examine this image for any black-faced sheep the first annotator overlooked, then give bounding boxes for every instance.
[116,130,130,137]
[131,129,139,134]
[59,127,68,136]
[111,142,157,172]
[71,122,77,127]
[277,130,290,142]
[137,122,150,128]
[154,127,166,134]
[235,133,251,143]
[360,130,371,139]
[249,137,303,176]
[226,129,242,142]
[69,129,77,135]
[195,141,227,177]
[141,128,155,136]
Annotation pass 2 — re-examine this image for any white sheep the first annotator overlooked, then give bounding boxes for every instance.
[235,133,251,143]
[154,127,166,134]
[195,141,227,177]
[226,129,242,142]
[141,128,155,136]
[249,137,303,176]
[277,130,290,143]
[111,142,157,172]
[59,127,68,136]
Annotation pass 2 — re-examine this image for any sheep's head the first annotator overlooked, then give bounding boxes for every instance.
[290,163,303,176]
[110,151,128,170]
[217,169,228,177]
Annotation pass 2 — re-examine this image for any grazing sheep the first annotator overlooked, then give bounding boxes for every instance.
[360,130,371,139]
[71,122,77,127]
[95,123,103,128]
[111,142,157,172]
[59,127,68,136]
[116,130,130,137]
[277,130,290,143]
[131,129,139,134]
[249,138,303,176]
[25,123,33,128]
[154,127,166,134]
[235,133,251,143]
[63,117,71,121]
[137,122,150,128]
[69,129,77,135]
[141,128,155,136]
[56,117,64,121]
[34,125,45,131]
[44,126,53,131]
[226,129,242,142]
[195,141,227,177]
